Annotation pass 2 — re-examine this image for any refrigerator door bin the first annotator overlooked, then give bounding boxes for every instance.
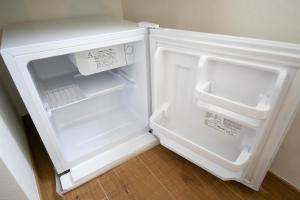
[150,103,253,174]
[195,56,288,119]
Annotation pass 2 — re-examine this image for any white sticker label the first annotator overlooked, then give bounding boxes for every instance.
[87,48,118,69]
[205,112,242,137]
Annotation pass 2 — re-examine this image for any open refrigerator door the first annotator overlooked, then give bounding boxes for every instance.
[148,27,299,190]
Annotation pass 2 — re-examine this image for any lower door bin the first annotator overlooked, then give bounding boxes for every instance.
[150,103,254,180]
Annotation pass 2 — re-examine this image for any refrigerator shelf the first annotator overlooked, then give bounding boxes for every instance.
[42,71,129,112]
[44,84,86,111]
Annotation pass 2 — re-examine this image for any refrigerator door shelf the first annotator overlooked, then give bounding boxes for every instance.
[150,103,252,175]
[195,56,288,120]
[195,81,270,119]
[157,135,243,180]
[150,103,251,174]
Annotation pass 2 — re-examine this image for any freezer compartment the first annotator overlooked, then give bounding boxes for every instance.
[28,52,135,114]
[195,56,287,119]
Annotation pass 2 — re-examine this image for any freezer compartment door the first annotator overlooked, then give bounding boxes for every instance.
[149,29,290,184]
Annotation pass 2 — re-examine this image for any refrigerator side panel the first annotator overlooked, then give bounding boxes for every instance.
[245,70,300,190]
[1,51,67,173]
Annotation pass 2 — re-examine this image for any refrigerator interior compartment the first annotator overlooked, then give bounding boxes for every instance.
[50,90,147,162]
[150,103,253,173]
[27,40,150,164]
[68,43,135,76]
[56,106,144,162]
[196,56,288,119]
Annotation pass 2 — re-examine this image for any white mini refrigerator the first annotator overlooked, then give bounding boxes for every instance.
[1,16,300,193]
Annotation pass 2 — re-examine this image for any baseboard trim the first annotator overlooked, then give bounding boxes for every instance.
[269,171,300,192]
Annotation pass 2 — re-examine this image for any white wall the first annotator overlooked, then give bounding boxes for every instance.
[0,84,40,200]
[0,160,29,200]
[122,0,300,43]
[0,0,123,27]
[0,0,123,116]
[122,0,300,190]
[271,110,300,189]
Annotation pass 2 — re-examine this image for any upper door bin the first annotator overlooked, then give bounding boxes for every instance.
[194,56,288,119]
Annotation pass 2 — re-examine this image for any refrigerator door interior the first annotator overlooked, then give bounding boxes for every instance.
[149,28,300,190]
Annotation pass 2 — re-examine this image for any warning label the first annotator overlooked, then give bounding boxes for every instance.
[87,48,118,69]
[205,112,242,137]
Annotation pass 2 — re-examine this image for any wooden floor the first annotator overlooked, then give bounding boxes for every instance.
[23,117,300,200]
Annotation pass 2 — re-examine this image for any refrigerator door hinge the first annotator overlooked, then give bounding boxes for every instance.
[56,169,70,196]
[55,173,64,197]
[58,169,70,176]
[138,22,160,29]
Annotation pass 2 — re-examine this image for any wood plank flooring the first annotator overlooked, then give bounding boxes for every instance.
[23,117,300,200]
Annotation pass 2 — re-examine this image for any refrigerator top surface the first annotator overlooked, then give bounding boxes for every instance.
[1,16,143,50]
